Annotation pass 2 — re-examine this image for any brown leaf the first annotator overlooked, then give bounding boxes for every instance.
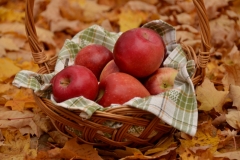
[204,0,231,19]
[60,137,102,160]
[222,64,240,91]
[0,106,42,137]
[214,151,240,159]
[196,78,229,113]
[48,131,68,147]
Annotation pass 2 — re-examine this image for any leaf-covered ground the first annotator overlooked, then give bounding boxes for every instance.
[0,0,240,159]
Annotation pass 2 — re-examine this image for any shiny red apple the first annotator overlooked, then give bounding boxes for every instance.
[144,67,178,95]
[97,72,150,107]
[99,60,119,81]
[51,65,99,103]
[113,27,166,78]
[74,44,113,79]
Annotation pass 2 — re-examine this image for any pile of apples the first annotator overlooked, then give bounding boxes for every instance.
[51,28,178,107]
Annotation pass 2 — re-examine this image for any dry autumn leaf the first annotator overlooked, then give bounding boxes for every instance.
[4,88,38,111]
[0,58,21,82]
[222,63,240,91]
[196,78,229,113]
[0,6,24,22]
[60,137,102,160]
[179,121,220,159]
[229,84,240,110]
[0,129,37,159]
[0,106,42,136]
[225,109,240,129]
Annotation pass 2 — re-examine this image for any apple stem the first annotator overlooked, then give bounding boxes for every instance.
[64,58,69,68]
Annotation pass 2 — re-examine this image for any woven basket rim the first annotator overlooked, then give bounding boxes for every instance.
[24,0,211,149]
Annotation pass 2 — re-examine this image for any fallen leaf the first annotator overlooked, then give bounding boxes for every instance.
[0,6,24,22]
[214,151,240,159]
[0,58,21,82]
[179,121,220,159]
[225,109,240,129]
[0,83,11,95]
[48,131,68,147]
[0,106,42,137]
[60,137,102,160]
[204,0,231,19]
[196,78,229,113]
[222,63,240,91]
[0,22,56,47]
[40,0,80,32]
[118,10,143,32]
[229,84,240,110]
[4,88,38,111]
[210,15,238,48]
[0,129,37,159]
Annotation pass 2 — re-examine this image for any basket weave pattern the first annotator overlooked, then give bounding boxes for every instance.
[25,0,211,149]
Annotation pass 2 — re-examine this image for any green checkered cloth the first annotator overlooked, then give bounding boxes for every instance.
[13,20,198,136]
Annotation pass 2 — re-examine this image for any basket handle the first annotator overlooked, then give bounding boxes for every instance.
[25,0,211,83]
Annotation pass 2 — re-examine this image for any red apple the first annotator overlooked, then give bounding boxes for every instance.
[144,67,178,95]
[97,72,150,107]
[74,44,113,79]
[113,27,166,78]
[99,60,119,81]
[51,65,99,103]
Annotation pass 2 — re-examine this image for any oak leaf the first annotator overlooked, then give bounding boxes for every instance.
[196,78,229,113]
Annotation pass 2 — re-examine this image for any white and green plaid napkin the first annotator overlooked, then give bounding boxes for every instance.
[13,20,198,136]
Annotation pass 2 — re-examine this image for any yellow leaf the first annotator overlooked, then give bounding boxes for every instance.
[179,121,220,158]
[0,129,37,159]
[0,83,11,94]
[118,10,143,32]
[4,88,38,111]
[196,78,229,113]
[229,84,240,110]
[0,7,24,22]
[0,58,21,82]
[225,109,240,129]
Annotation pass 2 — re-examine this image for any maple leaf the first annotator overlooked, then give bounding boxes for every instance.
[179,121,220,159]
[0,129,37,159]
[214,151,240,159]
[0,58,21,82]
[0,22,56,47]
[196,78,229,113]
[60,137,102,160]
[0,106,42,137]
[118,10,143,32]
[4,88,38,111]
[0,7,24,22]
[229,84,240,110]
[222,63,240,91]
[225,109,240,130]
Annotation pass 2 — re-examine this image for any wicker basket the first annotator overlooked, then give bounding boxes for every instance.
[25,0,211,151]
